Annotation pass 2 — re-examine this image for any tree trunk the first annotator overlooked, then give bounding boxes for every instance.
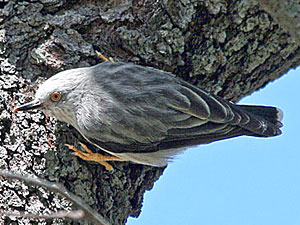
[0,0,299,224]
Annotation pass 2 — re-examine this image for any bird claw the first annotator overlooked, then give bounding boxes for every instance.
[64,143,125,171]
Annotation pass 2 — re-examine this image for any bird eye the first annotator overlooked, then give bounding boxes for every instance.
[50,92,62,102]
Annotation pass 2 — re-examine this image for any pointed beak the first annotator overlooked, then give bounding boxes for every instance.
[14,99,43,113]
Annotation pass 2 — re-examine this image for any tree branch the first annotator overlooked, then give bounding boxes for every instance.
[0,170,110,225]
[0,210,84,221]
[257,0,300,44]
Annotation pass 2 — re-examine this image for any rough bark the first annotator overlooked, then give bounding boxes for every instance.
[257,0,300,44]
[0,0,299,224]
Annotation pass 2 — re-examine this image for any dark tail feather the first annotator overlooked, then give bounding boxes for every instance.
[234,105,283,137]
[236,105,283,126]
[158,105,284,151]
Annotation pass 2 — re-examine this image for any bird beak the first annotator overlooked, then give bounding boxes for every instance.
[14,99,43,113]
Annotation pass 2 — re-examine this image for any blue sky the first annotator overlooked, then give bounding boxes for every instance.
[128,66,300,225]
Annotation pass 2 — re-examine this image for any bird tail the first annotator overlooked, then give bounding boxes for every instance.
[234,105,283,137]
[111,105,283,167]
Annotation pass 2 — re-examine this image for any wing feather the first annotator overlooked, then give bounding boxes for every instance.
[75,62,280,155]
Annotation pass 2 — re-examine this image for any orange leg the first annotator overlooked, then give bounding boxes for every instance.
[65,143,125,171]
[96,51,115,62]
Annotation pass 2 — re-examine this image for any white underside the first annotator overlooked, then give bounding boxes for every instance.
[112,148,186,167]
[80,129,186,167]
[94,143,185,167]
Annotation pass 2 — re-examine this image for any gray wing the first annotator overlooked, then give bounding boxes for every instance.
[76,62,282,153]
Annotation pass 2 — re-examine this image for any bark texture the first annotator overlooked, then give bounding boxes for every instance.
[0,0,300,224]
[257,0,300,44]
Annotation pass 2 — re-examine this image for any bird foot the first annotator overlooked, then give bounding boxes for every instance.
[96,51,115,62]
[65,142,125,171]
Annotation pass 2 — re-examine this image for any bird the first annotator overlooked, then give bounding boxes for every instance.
[14,62,283,170]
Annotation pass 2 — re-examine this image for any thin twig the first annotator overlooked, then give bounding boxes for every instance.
[0,209,84,220]
[0,170,111,225]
